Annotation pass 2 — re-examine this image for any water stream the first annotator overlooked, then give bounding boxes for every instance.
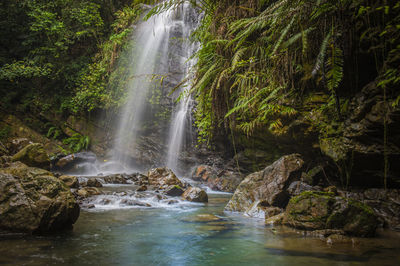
[1,187,399,265]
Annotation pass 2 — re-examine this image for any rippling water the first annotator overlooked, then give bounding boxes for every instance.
[1,188,399,265]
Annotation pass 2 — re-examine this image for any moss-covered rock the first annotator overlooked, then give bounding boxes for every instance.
[147,167,183,189]
[59,175,79,188]
[283,191,378,237]
[11,143,50,170]
[0,162,80,234]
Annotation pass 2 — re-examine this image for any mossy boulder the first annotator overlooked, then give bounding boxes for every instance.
[11,143,50,170]
[283,191,378,237]
[0,162,80,234]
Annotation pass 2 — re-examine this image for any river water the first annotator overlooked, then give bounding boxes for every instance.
[0,185,399,265]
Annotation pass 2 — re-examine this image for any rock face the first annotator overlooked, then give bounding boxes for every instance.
[283,191,379,237]
[11,143,50,170]
[225,154,304,213]
[165,185,184,197]
[0,162,80,234]
[320,82,400,187]
[147,167,183,189]
[182,187,208,202]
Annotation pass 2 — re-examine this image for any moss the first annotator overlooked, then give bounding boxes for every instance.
[289,191,335,205]
[173,185,183,190]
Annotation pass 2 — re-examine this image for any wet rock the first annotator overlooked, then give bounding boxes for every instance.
[283,191,379,237]
[54,151,97,171]
[76,187,101,198]
[0,162,80,234]
[225,154,304,214]
[120,199,150,207]
[59,175,79,188]
[265,213,285,225]
[7,138,32,155]
[11,143,50,170]
[165,185,184,197]
[244,200,282,219]
[182,187,208,202]
[85,178,103,187]
[137,185,147,192]
[340,188,400,231]
[192,165,216,181]
[101,174,132,184]
[287,181,314,196]
[184,214,222,223]
[167,200,179,205]
[147,167,183,189]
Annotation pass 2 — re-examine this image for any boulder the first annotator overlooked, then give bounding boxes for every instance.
[207,170,244,193]
[11,143,50,170]
[245,200,282,219]
[102,174,132,184]
[76,187,101,198]
[182,187,208,202]
[165,185,184,197]
[0,162,80,234]
[147,167,183,189]
[54,152,97,171]
[287,181,314,196]
[283,191,379,237]
[59,175,79,188]
[265,213,285,225]
[85,178,103,187]
[192,165,217,181]
[225,154,304,213]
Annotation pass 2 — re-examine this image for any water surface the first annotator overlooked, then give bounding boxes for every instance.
[1,192,399,265]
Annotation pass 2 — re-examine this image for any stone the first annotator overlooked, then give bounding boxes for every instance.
[0,162,79,234]
[287,181,314,196]
[54,152,97,171]
[244,200,282,219]
[183,214,222,223]
[182,187,208,202]
[102,174,130,184]
[265,213,285,225]
[225,154,304,214]
[76,187,101,198]
[59,175,79,188]
[283,191,379,237]
[192,165,216,181]
[147,167,183,189]
[86,178,103,187]
[165,185,184,196]
[137,185,147,192]
[11,143,50,170]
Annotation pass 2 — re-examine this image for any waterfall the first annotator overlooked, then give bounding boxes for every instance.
[109,2,198,173]
[165,4,198,175]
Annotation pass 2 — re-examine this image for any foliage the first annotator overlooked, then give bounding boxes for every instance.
[153,0,400,145]
[62,133,90,152]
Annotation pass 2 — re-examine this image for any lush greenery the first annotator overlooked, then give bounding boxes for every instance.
[0,0,158,115]
[154,0,399,145]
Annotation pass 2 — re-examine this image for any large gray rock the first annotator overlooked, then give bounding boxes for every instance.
[225,154,304,213]
[192,165,244,192]
[0,162,80,234]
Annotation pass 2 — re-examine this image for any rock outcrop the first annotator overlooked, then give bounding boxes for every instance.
[225,154,304,214]
[0,162,80,234]
[192,165,243,193]
[11,143,50,170]
[283,191,379,237]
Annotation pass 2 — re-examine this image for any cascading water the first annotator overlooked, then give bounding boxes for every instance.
[109,2,199,173]
[165,4,198,175]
